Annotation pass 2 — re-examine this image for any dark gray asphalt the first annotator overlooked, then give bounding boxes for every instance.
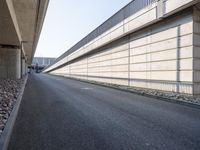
[8,74,200,150]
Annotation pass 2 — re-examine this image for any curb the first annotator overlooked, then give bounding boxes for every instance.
[50,74,200,110]
[0,75,28,150]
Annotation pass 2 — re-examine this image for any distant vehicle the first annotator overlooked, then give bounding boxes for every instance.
[35,63,39,73]
[28,67,32,74]
[36,70,41,73]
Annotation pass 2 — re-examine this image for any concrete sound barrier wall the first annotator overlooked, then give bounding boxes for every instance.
[48,6,200,95]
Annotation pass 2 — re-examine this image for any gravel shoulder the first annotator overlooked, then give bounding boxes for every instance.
[0,76,26,136]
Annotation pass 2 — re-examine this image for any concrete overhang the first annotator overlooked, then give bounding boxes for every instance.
[0,0,21,47]
[0,0,49,64]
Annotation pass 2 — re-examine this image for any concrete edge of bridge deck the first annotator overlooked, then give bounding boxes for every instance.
[49,74,200,110]
[0,75,28,150]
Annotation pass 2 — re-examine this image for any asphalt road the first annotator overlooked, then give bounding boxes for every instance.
[8,74,200,150]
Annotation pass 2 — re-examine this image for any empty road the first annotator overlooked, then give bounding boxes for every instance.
[8,74,200,150]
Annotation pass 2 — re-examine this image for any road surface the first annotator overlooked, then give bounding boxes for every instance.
[8,74,200,150]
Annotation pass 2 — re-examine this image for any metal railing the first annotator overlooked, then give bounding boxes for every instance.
[46,0,158,70]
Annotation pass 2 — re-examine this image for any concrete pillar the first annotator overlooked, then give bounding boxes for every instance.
[0,47,21,79]
[21,58,26,76]
[25,63,28,75]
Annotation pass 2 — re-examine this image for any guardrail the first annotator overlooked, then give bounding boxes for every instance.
[46,0,158,70]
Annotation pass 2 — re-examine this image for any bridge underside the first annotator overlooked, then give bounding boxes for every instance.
[0,0,49,79]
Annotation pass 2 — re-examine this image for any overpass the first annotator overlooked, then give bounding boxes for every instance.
[0,0,49,79]
[32,57,56,67]
[44,0,200,95]
[31,57,56,72]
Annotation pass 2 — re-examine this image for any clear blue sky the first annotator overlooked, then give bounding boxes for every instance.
[35,0,132,58]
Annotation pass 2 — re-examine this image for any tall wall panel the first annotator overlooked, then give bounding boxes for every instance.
[193,4,200,95]
[50,7,200,95]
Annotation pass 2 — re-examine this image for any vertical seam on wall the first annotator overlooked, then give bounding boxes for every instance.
[149,27,152,89]
[192,7,194,95]
[192,6,200,95]
[69,63,71,77]
[87,55,88,81]
[176,25,181,93]
[110,46,113,84]
[192,7,196,94]
[145,30,149,88]
[128,35,131,86]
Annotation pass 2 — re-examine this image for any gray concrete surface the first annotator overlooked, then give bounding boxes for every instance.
[8,74,200,150]
[45,1,200,95]
[0,0,49,79]
[0,48,21,79]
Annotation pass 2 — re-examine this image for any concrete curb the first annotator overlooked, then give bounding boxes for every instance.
[0,75,28,150]
[50,74,200,110]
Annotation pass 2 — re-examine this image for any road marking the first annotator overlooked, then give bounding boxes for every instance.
[80,87,93,90]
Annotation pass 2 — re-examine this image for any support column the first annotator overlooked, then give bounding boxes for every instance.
[0,47,21,79]
[21,58,26,76]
